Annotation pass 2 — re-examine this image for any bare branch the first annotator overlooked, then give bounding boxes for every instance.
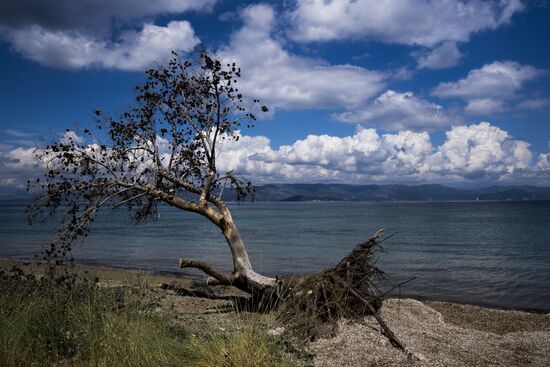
[179,257,233,285]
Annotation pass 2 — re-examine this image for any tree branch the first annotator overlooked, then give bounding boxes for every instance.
[111,193,148,209]
[179,257,233,285]
[158,170,225,210]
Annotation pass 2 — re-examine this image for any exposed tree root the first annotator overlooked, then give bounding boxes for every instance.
[273,229,389,340]
[175,229,407,351]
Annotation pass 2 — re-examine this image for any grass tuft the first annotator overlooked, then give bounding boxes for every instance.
[0,268,189,366]
[185,324,300,367]
[0,266,306,366]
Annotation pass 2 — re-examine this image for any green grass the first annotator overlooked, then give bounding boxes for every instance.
[186,328,295,367]
[0,269,187,366]
[183,311,303,367]
[0,268,305,367]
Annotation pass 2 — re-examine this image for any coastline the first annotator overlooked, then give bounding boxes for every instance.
[2,258,549,366]
[2,257,549,313]
[2,257,548,313]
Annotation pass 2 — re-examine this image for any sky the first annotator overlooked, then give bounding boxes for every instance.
[0,0,549,190]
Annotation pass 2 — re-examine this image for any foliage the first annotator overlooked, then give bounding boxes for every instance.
[184,323,302,367]
[27,51,268,262]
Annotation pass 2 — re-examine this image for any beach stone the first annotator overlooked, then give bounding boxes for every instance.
[309,298,550,367]
[268,327,285,336]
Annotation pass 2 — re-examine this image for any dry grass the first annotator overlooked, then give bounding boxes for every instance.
[0,265,307,367]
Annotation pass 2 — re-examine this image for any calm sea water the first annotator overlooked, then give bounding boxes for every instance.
[1,201,549,310]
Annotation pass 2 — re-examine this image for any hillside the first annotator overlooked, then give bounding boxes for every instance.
[233,184,550,202]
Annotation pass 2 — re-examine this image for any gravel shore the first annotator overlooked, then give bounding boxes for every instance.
[310,298,550,366]
[3,260,548,366]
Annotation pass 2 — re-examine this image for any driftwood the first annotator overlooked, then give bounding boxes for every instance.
[173,229,408,352]
[274,229,406,350]
[347,285,406,350]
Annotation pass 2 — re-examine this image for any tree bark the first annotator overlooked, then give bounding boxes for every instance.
[220,210,277,293]
[179,205,277,294]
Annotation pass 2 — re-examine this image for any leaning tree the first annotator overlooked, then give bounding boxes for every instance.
[28,52,405,347]
[29,52,276,293]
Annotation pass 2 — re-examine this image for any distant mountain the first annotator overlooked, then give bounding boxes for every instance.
[2,183,550,203]
[224,184,550,202]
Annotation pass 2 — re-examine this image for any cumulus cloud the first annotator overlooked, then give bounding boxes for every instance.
[427,122,532,180]
[213,122,546,184]
[0,0,210,70]
[538,153,550,171]
[432,61,544,116]
[2,123,549,188]
[432,61,541,100]
[215,128,433,183]
[217,4,386,111]
[6,21,200,70]
[288,0,524,46]
[60,130,84,145]
[414,41,463,70]
[334,90,453,131]
[0,146,39,189]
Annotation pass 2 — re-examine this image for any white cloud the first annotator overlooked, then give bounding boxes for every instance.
[464,98,506,115]
[0,146,39,189]
[427,122,532,180]
[6,21,200,70]
[1,123,549,188]
[432,61,544,117]
[414,41,463,70]
[432,61,541,100]
[391,67,415,81]
[288,0,524,46]
[334,90,452,131]
[214,122,545,184]
[217,128,434,182]
[3,147,36,167]
[538,153,550,171]
[217,4,386,111]
[60,130,84,145]
[4,129,35,138]
[517,98,550,110]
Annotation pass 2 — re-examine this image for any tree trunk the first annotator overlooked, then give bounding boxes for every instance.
[179,205,277,294]
[220,211,277,293]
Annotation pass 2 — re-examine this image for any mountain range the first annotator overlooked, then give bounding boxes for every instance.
[244,184,550,202]
[3,184,550,202]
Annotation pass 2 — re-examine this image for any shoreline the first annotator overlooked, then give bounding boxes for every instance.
[2,257,549,314]
[2,257,549,366]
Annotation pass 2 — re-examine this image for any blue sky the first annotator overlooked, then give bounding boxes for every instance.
[0,0,549,189]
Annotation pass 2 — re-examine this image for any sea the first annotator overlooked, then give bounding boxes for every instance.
[1,200,549,310]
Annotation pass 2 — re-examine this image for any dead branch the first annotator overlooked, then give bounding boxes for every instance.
[274,229,406,352]
[348,285,406,350]
[179,257,233,285]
